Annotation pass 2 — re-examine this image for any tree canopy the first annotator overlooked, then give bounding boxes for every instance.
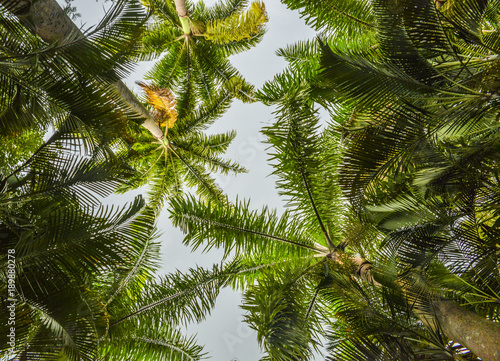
[3,0,500,360]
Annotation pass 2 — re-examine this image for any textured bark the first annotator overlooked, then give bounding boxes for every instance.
[173,0,188,17]
[173,0,191,34]
[351,256,377,284]
[3,0,164,139]
[334,252,500,360]
[432,300,500,361]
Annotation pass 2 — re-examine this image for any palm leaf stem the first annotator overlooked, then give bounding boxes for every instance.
[132,337,198,361]
[299,166,335,250]
[329,5,375,29]
[169,149,181,190]
[305,287,320,320]
[179,17,191,35]
[181,212,327,253]
[433,54,500,68]
[436,73,485,94]
[167,142,222,200]
[109,272,229,327]
[103,237,154,309]
[234,256,317,276]
[139,145,166,178]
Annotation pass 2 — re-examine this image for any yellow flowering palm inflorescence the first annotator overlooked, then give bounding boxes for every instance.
[137,81,178,130]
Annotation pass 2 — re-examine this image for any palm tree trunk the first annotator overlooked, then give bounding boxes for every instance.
[174,0,188,17]
[339,252,500,360]
[173,0,191,35]
[432,300,500,361]
[3,0,164,140]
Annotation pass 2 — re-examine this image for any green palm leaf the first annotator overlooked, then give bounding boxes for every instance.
[170,195,328,260]
[263,94,344,249]
[109,261,240,327]
[281,0,374,35]
[242,267,322,361]
[102,328,208,361]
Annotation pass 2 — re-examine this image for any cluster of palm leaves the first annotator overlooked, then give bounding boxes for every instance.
[3,0,500,360]
[172,0,500,360]
[0,0,266,359]
[118,0,268,211]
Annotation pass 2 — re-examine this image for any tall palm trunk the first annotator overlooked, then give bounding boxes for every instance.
[174,0,188,17]
[342,253,500,360]
[173,0,191,34]
[432,300,500,361]
[2,0,164,139]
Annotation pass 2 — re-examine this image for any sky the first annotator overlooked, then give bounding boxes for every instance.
[68,0,318,359]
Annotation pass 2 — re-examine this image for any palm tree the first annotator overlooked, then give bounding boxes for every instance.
[0,109,242,360]
[0,0,164,139]
[116,81,247,211]
[169,83,481,359]
[140,0,267,106]
[305,0,500,359]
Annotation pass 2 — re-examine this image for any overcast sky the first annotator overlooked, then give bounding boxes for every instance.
[69,0,317,359]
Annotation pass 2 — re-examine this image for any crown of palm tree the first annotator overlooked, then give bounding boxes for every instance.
[118,81,246,212]
[169,1,500,358]
[140,0,268,106]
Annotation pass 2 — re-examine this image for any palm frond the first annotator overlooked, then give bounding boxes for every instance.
[204,1,267,44]
[242,268,321,361]
[316,39,435,110]
[109,261,240,327]
[172,132,246,174]
[263,93,345,249]
[169,195,326,260]
[101,327,207,361]
[281,0,375,35]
